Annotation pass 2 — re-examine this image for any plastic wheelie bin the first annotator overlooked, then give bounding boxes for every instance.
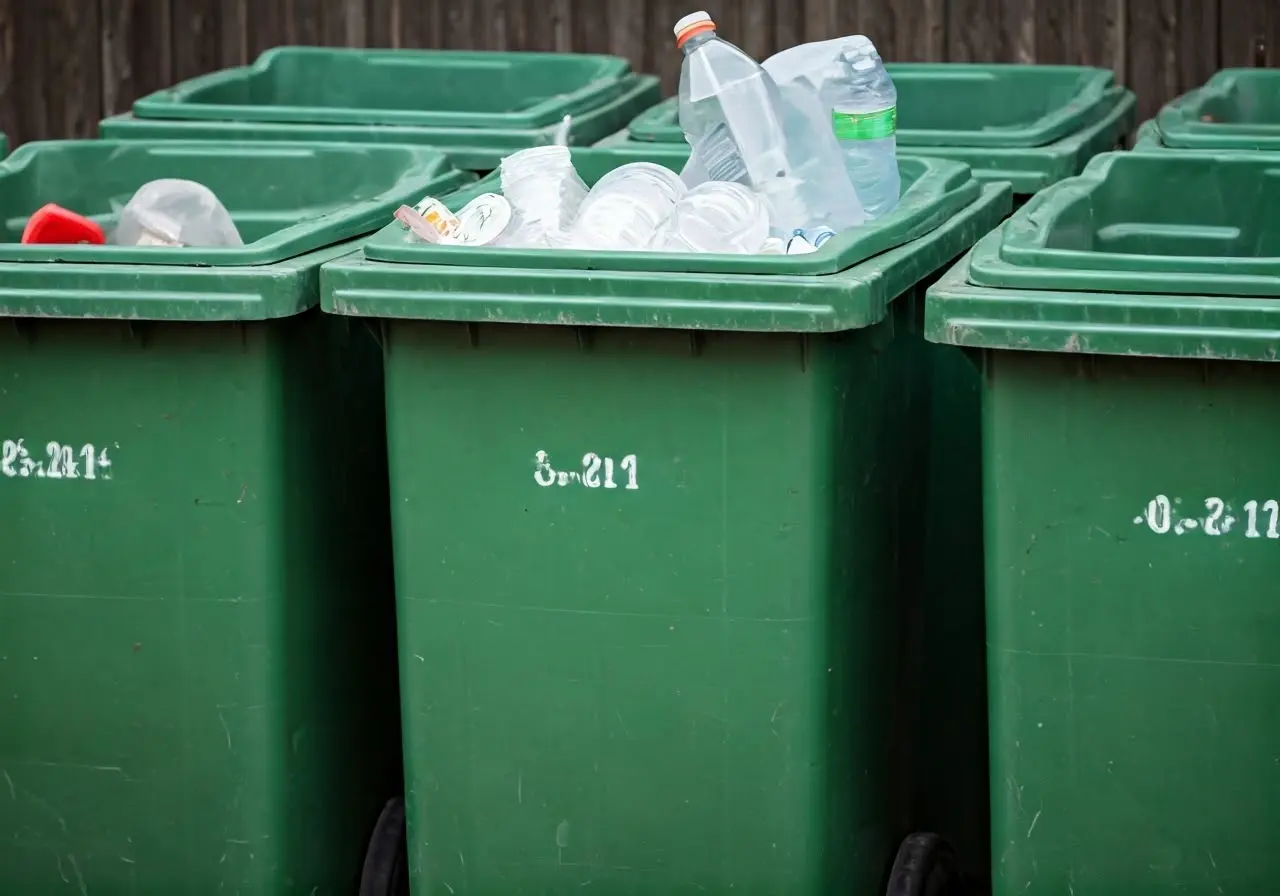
[98,47,662,173]
[925,150,1280,895]
[597,64,1135,201]
[320,147,1011,896]
[0,132,7,158]
[1136,68,1280,151]
[0,139,470,894]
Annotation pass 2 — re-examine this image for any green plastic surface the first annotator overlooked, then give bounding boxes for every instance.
[364,148,980,276]
[135,47,632,130]
[0,132,7,159]
[631,64,1115,148]
[0,140,467,269]
[598,87,1135,196]
[1132,118,1163,149]
[925,250,1280,895]
[928,230,1280,361]
[328,183,1009,330]
[966,151,1280,298]
[319,183,1008,894]
[1155,68,1280,150]
[0,139,414,889]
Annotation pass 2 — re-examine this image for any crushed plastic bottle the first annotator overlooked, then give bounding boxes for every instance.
[650,181,771,254]
[569,162,686,251]
[764,36,900,219]
[673,11,865,236]
[114,179,243,248]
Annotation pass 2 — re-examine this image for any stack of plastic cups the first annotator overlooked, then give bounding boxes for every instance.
[499,146,589,246]
[651,181,772,254]
[569,162,687,251]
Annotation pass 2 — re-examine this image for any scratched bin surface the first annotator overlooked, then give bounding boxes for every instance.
[0,138,464,893]
[321,145,1012,895]
[926,151,1280,895]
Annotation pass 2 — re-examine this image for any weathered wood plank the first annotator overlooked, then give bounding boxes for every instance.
[47,0,103,138]
[171,0,224,81]
[101,0,174,116]
[1220,0,1279,67]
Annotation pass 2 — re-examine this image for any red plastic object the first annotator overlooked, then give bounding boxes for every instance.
[21,203,106,245]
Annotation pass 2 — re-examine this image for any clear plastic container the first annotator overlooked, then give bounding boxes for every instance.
[499,146,588,242]
[650,180,771,254]
[569,162,686,251]
[673,11,865,236]
[115,178,243,248]
[764,36,900,219]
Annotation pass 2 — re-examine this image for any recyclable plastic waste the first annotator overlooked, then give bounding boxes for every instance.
[649,181,770,254]
[570,162,687,250]
[764,35,900,218]
[392,16,909,256]
[672,11,865,235]
[115,179,243,248]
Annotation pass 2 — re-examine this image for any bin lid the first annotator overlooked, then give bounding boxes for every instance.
[1156,69,1280,151]
[324,180,1012,333]
[627,64,1117,149]
[963,151,1280,298]
[360,147,983,276]
[0,140,470,266]
[132,47,635,131]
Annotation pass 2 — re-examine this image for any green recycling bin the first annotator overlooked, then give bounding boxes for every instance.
[0,139,469,894]
[0,132,7,158]
[1137,68,1280,151]
[321,147,1011,895]
[596,64,1135,201]
[99,47,662,173]
[926,150,1280,895]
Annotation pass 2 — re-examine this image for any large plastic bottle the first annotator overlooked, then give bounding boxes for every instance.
[763,36,900,219]
[674,11,865,235]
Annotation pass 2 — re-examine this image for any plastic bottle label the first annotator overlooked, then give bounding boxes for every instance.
[832,106,897,141]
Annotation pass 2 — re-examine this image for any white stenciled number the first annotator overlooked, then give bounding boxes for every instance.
[0,439,18,478]
[45,442,78,479]
[621,454,638,490]
[1203,497,1226,536]
[582,453,603,488]
[1145,494,1172,534]
[1,440,111,482]
[534,450,556,487]
[1243,500,1279,539]
[533,450,638,491]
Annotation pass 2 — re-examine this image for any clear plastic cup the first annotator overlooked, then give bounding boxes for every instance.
[500,146,588,233]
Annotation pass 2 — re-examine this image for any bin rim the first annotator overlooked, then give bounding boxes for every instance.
[965,150,1280,298]
[131,46,634,131]
[1156,68,1280,151]
[925,227,1280,363]
[361,149,982,276]
[0,139,470,267]
[603,87,1136,197]
[627,64,1117,149]
[321,182,1012,333]
[101,75,663,173]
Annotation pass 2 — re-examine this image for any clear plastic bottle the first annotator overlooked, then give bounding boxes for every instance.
[832,39,900,219]
[763,35,901,219]
[673,11,865,235]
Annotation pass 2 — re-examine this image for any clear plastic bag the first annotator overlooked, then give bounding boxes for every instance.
[115,179,243,248]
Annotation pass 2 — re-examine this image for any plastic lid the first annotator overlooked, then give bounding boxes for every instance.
[21,204,107,246]
[674,11,715,45]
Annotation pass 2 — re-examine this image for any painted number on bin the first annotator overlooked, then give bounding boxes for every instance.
[534,451,638,490]
[1134,494,1280,539]
[1,439,113,481]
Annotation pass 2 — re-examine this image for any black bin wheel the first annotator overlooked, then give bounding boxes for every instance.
[359,796,409,896]
[885,832,963,896]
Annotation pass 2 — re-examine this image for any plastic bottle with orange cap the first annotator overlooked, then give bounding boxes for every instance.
[672,10,866,237]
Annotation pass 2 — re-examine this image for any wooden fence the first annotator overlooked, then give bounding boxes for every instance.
[0,0,1275,148]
